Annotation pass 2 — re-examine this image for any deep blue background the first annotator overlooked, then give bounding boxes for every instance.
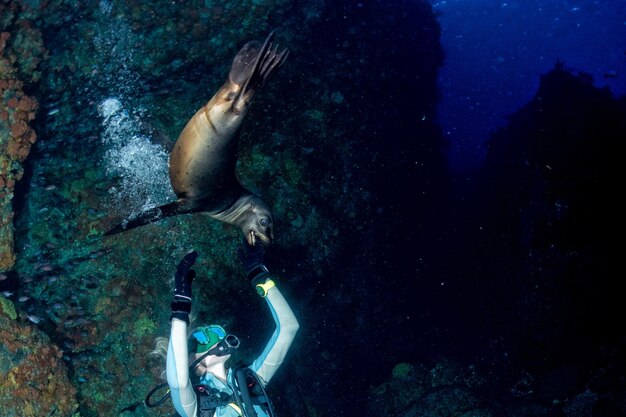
[433,0,626,171]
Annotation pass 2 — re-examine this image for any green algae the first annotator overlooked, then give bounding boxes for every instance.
[134,315,157,338]
[0,296,17,320]
[392,362,413,379]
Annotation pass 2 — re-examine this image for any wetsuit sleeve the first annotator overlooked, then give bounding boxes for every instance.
[167,317,197,417]
[249,282,300,385]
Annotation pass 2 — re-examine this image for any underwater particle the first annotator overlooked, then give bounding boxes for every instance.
[330,91,344,104]
[306,109,325,121]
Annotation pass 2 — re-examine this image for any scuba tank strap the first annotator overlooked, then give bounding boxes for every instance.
[231,365,276,417]
[196,385,234,416]
[234,367,259,417]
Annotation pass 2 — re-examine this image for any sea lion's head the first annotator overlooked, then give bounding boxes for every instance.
[232,194,274,246]
[212,194,274,246]
[244,209,274,247]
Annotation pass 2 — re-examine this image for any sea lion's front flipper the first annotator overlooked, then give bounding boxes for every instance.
[231,31,289,112]
[103,200,195,236]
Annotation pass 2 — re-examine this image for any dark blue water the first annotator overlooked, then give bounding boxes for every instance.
[434,0,626,171]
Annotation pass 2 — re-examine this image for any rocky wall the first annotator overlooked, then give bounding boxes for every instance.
[0,1,46,271]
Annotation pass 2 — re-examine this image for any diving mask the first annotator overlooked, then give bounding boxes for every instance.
[191,325,240,356]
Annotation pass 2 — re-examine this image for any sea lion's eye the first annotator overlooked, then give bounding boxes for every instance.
[259,218,268,227]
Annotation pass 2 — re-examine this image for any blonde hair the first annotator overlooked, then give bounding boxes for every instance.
[149,336,170,380]
[148,320,207,380]
[150,313,200,360]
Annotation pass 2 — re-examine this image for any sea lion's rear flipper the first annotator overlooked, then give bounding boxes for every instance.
[103,200,195,236]
[231,31,288,112]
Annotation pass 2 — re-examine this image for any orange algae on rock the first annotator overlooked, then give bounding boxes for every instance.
[9,120,27,137]
[0,306,79,416]
[0,23,44,272]
[17,95,37,111]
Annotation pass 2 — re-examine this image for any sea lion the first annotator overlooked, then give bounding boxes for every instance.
[104,32,288,245]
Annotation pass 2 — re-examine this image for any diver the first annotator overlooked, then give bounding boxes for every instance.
[155,243,299,417]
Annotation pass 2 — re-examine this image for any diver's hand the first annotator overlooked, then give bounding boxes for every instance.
[170,251,197,324]
[174,251,197,299]
[237,241,269,284]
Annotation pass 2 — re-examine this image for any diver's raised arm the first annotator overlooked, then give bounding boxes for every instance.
[237,242,300,384]
[167,251,198,417]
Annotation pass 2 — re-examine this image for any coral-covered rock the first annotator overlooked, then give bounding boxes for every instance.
[369,359,490,417]
[0,298,79,417]
[1,9,45,272]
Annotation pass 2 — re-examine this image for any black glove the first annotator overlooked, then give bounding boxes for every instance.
[237,241,269,285]
[170,250,198,323]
